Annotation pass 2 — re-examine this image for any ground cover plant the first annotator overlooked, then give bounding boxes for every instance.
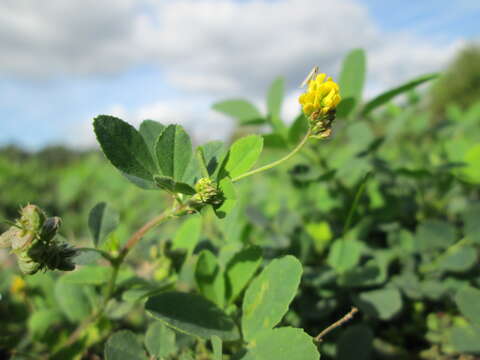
[0,49,479,359]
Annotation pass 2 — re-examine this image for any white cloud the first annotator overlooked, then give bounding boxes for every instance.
[0,0,464,96]
[1,0,468,148]
[0,0,144,78]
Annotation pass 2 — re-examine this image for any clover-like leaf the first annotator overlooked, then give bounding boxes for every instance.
[93,115,157,189]
[139,120,165,158]
[145,292,240,341]
[105,330,148,360]
[155,124,193,181]
[240,327,319,360]
[145,321,177,359]
[195,250,225,308]
[219,135,263,180]
[88,202,119,248]
[242,255,302,341]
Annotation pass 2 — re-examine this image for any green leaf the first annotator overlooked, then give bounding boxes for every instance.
[220,135,263,179]
[28,309,62,338]
[455,286,480,326]
[337,49,366,117]
[172,215,202,253]
[62,265,112,285]
[211,336,222,360]
[155,124,193,181]
[242,256,302,341]
[225,246,262,304]
[88,202,119,248]
[415,219,456,251]
[212,99,265,125]
[463,202,480,244]
[327,239,363,273]
[139,120,165,158]
[105,299,135,319]
[93,115,157,189]
[266,77,286,133]
[355,288,403,320]
[451,324,480,353]
[195,250,225,308]
[438,245,477,273]
[240,327,319,360]
[183,141,226,184]
[154,175,196,195]
[145,292,240,341]
[337,325,374,360]
[104,330,148,360]
[54,279,93,322]
[361,73,439,115]
[74,248,102,265]
[461,144,480,184]
[145,321,177,359]
[214,177,237,219]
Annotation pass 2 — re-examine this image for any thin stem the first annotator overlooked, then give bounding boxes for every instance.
[120,205,185,257]
[314,307,359,342]
[231,128,312,183]
[64,204,187,348]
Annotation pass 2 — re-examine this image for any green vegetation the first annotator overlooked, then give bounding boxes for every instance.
[431,45,480,117]
[1,48,479,360]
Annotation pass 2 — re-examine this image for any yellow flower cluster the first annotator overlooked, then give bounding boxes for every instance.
[299,73,341,117]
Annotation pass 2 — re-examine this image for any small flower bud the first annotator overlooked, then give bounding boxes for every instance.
[19,204,47,232]
[0,205,77,275]
[309,109,337,139]
[40,217,62,243]
[192,178,223,206]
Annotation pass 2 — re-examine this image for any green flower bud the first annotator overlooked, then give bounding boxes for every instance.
[19,204,46,233]
[17,250,42,275]
[191,177,223,206]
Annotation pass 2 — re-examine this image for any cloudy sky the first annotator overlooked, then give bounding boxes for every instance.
[0,0,478,149]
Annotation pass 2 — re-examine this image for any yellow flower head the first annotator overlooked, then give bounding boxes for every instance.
[298,72,341,117]
[10,275,26,295]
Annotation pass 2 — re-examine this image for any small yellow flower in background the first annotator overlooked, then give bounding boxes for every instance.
[10,275,26,295]
[299,72,341,118]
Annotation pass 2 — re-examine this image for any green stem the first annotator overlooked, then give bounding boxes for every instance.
[64,204,187,348]
[120,205,186,258]
[231,128,312,183]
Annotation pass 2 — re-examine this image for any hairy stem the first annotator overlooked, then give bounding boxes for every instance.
[120,205,186,257]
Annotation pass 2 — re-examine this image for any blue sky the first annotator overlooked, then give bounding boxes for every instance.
[0,0,478,150]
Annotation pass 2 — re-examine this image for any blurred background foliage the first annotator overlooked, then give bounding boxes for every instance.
[430,45,480,119]
[0,46,479,359]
